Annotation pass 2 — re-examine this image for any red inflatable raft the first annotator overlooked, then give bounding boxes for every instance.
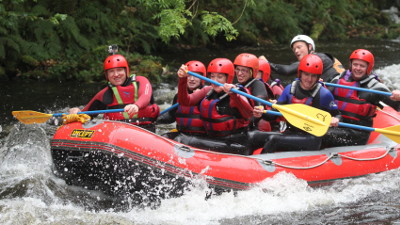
[50,106,400,195]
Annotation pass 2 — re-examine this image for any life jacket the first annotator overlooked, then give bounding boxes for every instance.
[333,57,345,74]
[200,91,249,137]
[175,104,205,135]
[333,77,377,121]
[270,79,284,98]
[288,80,321,105]
[104,75,159,125]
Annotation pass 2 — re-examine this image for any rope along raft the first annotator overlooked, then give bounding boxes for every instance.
[261,147,397,170]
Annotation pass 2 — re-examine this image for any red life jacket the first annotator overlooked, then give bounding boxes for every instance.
[200,93,249,137]
[288,80,318,105]
[270,80,284,98]
[104,77,159,125]
[175,104,205,134]
[333,78,376,121]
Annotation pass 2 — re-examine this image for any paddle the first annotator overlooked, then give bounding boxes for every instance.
[263,110,400,143]
[338,122,400,143]
[160,103,179,116]
[186,71,332,137]
[324,82,392,96]
[12,103,180,125]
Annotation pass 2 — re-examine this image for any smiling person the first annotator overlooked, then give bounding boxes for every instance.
[322,49,400,148]
[157,60,207,137]
[234,53,269,101]
[68,54,159,132]
[256,58,284,100]
[233,53,270,132]
[253,54,341,153]
[265,35,344,82]
[174,58,254,155]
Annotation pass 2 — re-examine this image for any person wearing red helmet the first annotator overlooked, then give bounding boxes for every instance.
[234,53,269,101]
[251,57,284,132]
[322,49,400,148]
[174,58,254,154]
[234,53,271,133]
[157,60,207,137]
[256,58,284,100]
[262,34,344,82]
[68,54,159,132]
[254,54,341,153]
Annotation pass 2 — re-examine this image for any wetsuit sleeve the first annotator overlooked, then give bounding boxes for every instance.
[276,85,292,104]
[250,80,269,104]
[229,92,253,119]
[372,82,400,111]
[269,61,299,76]
[178,77,209,106]
[134,76,153,109]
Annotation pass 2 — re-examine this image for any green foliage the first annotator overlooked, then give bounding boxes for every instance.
[0,0,398,83]
[201,12,239,41]
[157,8,192,43]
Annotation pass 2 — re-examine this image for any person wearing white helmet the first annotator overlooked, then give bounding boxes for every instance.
[263,34,345,82]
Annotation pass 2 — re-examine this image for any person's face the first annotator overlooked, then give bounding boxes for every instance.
[187,75,202,91]
[299,71,319,90]
[351,59,368,81]
[107,68,127,86]
[235,66,252,84]
[292,41,311,61]
[209,72,227,92]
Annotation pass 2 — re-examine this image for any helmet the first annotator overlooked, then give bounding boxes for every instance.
[185,60,206,76]
[103,54,129,79]
[207,58,235,83]
[290,35,315,51]
[349,49,374,75]
[233,53,259,77]
[298,54,323,77]
[258,58,271,82]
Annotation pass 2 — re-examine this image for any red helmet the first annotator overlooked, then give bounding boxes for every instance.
[258,58,271,82]
[298,54,323,77]
[349,49,374,75]
[207,58,235,83]
[185,60,206,76]
[233,53,259,77]
[103,54,129,79]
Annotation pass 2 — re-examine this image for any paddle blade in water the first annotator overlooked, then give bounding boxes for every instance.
[273,104,332,137]
[12,110,53,124]
[375,125,400,143]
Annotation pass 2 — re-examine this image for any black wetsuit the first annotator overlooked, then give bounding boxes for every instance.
[269,52,340,82]
[260,80,341,153]
[241,78,270,130]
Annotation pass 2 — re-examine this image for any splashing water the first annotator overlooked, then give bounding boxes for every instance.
[1,64,400,224]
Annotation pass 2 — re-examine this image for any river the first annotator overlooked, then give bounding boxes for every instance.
[1,39,400,224]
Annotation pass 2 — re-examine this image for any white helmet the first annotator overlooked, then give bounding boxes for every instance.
[290,35,315,51]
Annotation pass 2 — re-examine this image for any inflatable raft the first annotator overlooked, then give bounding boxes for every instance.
[50,106,400,196]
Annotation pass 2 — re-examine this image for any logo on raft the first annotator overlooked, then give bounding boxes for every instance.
[70,129,95,139]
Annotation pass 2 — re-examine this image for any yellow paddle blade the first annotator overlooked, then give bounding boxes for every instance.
[273,104,332,137]
[375,125,400,143]
[12,110,53,124]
